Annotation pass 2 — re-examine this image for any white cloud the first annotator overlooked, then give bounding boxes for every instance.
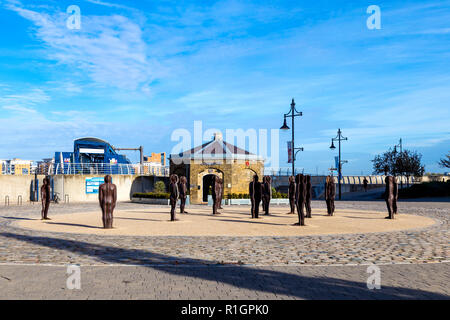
[5,0,160,91]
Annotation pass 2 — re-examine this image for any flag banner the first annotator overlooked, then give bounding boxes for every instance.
[287,141,293,163]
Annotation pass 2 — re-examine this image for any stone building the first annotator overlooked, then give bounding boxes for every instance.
[169,133,264,204]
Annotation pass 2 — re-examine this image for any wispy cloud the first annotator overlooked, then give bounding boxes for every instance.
[5,0,159,91]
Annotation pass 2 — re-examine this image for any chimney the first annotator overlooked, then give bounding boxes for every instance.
[213,132,223,141]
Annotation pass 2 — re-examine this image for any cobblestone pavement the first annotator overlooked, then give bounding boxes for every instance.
[0,263,448,299]
[0,200,448,299]
[0,201,448,266]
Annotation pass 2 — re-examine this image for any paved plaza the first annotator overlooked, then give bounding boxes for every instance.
[0,200,448,299]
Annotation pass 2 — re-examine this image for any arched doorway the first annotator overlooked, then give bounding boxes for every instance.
[202,174,216,202]
[197,168,224,203]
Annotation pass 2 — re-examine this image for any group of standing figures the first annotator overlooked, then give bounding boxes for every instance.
[40,173,399,229]
[248,175,273,218]
[40,174,118,229]
[169,174,189,221]
[286,174,315,226]
[170,174,225,217]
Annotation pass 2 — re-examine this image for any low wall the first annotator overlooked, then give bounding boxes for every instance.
[0,175,45,205]
[53,175,138,203]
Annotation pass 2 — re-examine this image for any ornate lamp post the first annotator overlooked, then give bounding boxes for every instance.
[393,138,403,188]
[330,128,348,200]
[280,98,303,175]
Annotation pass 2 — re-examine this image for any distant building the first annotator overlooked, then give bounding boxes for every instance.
[144,152,166,166]
[170,133,264,204]
[0,158,33,175]
[140,152,166,175]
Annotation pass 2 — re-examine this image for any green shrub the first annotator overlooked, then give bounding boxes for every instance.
[133,192,170,199]
[154,181,166,193]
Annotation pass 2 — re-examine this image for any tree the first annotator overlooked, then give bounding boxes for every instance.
[372,148,397,176]
[372,148,425,182]
[439,152,450,168]
[154,181,166,193]
[398,150,425,185]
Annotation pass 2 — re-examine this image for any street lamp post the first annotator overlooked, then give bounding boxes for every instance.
[394,138,403,188]
[280,98,303,175]
[330,128,348,200]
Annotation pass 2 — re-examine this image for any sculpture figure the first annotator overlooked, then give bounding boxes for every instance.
[217,177,224,209]
[287,175,296,214]
[262,176,272,215]
[41,176,51,220]
[212,175,222,215]
[249,175,262,219]
[294,174,306,226]
[363,178,368,192]
[384,176,398,219]
[99,175,117,228]
[178,176,188,214]
[305,175,312,218]
[325,176,335,216]
[169,174,179,221]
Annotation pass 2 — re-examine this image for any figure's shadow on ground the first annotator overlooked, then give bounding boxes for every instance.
[0,232,448,300]
[1,216,35,221]
[44,222,103,229]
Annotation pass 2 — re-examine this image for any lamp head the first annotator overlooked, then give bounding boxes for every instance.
[280,117,290,130]
[330,140,336,150]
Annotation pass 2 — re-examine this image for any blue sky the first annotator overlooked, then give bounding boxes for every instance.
[0,0,449,174]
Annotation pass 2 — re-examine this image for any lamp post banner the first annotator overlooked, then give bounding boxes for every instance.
[287,141,293,163]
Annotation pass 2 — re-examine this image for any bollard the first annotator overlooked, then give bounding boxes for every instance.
[5,196,9,207]
[17,195,23,206]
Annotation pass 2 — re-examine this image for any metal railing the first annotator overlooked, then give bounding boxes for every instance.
[52,163,170,176]
[2,163,170,176]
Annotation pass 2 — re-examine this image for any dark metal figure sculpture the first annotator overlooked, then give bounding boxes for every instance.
[169,174,179,221]
[217,177,224,209]
[212,175,222,215]
[294,174,306,226]
[384,176,398,219]
[305,175,312,218]
[262,176,272,215]
[325,175,336,216]
[99,175,117,229]
[178,176,188,214]
[249,175,262,219]
[287,175,296,214]
[41,176,51,220]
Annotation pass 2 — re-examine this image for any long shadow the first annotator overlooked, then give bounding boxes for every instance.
[215,218,288,227]
[44,222,103,229]
[115,217,161,222]
[1,216,36,221]
[342,216,384,220]
[0,232,448,300]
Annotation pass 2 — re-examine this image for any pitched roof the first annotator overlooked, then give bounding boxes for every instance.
[172,133,261,160]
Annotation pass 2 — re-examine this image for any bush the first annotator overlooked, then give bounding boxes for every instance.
[398,181,450,199]
[133,192,170,199]
[154,181,166,193]
[272,191,288,199]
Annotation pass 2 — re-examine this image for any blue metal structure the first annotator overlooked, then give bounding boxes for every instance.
[54,137,134,174]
